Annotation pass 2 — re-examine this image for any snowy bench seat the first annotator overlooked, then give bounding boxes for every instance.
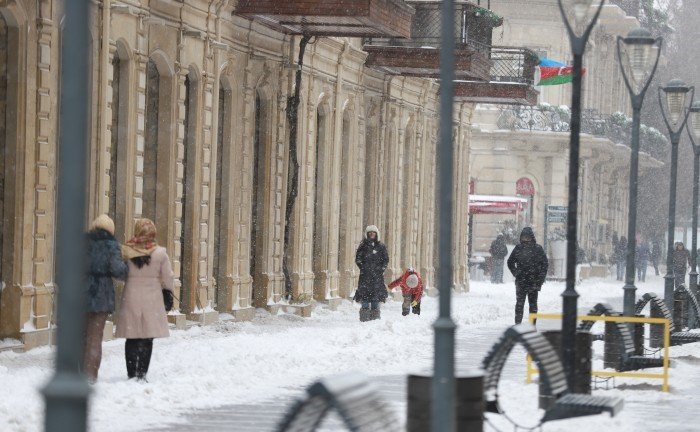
[482,324,623,424]
[276,373,400,432]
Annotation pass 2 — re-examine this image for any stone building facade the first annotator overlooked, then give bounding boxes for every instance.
[0,0,474,348]
[468,0,663,263]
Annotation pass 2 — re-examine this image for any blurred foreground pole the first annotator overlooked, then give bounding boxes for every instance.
[42,0,91,430]
[432,0,456,431]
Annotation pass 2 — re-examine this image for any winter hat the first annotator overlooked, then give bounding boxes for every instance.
[365,225,380,239]
[520,227,535,243]
[406,274,419,289]
[90,214,115,236]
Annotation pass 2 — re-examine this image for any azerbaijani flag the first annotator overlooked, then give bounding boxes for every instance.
[536,58,586,86]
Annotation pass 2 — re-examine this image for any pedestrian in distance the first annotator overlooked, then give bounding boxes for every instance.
[673,242,691,288]
[651,239,662,276]
[489,234,508,284]
[389,267,424,316]
[615,236,628,281]
[507,227,548,325]
[354,225,389,322]
[84,214,128,383]
[117,218,175,381]
[636,240,650,283]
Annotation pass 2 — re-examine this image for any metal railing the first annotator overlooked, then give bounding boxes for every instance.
[489,47,539,84]
[363,1,498,54]
[497,105,668,159]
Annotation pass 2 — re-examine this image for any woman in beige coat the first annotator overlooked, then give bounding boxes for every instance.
[116,219,175,380]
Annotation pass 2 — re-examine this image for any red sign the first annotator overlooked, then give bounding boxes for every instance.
[516,178,535,196]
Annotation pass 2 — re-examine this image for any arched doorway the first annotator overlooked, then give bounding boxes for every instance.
[250,90,269,307]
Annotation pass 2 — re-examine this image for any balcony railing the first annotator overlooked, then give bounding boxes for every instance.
[490,47,539,85]
[497,106,668,159]
[363,0,501,55]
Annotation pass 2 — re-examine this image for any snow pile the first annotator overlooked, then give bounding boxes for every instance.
[0,275,697,431]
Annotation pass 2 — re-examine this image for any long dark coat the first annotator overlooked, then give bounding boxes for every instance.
[489,236,508,260]
[86,229,128,313]
[507,228,548,289]
[354,238,389,303]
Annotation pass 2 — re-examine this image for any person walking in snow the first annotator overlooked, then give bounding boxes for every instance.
[673,242,691,288]
[507,227,548,325]
[117,219,175,381]
[354,225,389,322]
[636,240,650,283]
[84,214,129,382]
[389,267,424,316]
[489,234,508,284]
[615,236,628,281]
[651,239,661,276]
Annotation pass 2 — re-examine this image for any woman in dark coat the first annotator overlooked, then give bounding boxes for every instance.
[84,214,128,382]
[354,225,389,322]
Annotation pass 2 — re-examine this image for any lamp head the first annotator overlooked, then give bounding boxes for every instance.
[689,101,700,141]
[560,0,601,38]
[622,28,656,89]
[662,79,691,125]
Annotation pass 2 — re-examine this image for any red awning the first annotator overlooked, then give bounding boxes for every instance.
[469,195,528,215]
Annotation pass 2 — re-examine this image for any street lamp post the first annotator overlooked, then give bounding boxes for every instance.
[432,0,457,431]
[556,0,606,389]
[686,101,700,327]
[42,0,91,430]
[659,79,694,310]
[616,29,662,322]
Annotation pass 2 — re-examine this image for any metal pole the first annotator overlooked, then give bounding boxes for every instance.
[432,0,456,430]
[42,0,91,430]
[556,0,606,390]
[690,151,699,327]
[623,100,642,318]
[664,135,680,310]
[561,50,583,390]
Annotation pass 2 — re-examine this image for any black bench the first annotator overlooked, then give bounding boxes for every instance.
[482,324,623,424]
[578,303,664,371]
[276,373,400,432]
[675,284,700,329]
[635,292,700,346]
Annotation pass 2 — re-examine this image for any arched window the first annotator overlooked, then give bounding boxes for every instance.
[142,59,160,222]
[401,124,415,268]
[338,109,351,280]
[108,48,130,240]
[180,70,198,310]
[213,81,232,308]
[0,13,8,293]
[250,90,268,305]
[313,103,329,295]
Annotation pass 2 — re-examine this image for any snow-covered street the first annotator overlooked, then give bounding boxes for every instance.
[1,273,699,431]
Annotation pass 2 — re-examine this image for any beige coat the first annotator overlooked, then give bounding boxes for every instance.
[115,247,174,339]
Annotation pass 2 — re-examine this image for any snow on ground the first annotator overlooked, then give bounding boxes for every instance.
[0,272,698,431]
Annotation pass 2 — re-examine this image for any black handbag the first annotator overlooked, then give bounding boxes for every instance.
[162,289,174,312]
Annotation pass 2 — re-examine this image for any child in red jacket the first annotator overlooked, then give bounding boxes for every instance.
[389,267,424,316]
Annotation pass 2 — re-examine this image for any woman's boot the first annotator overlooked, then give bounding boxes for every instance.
[370,309,381,321]
[359,307,371,322]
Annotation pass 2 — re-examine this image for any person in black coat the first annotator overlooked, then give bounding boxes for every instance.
[489,234,508,284]
[354,225,389,322]
[84,214,129,382]
[507,227,548,324]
